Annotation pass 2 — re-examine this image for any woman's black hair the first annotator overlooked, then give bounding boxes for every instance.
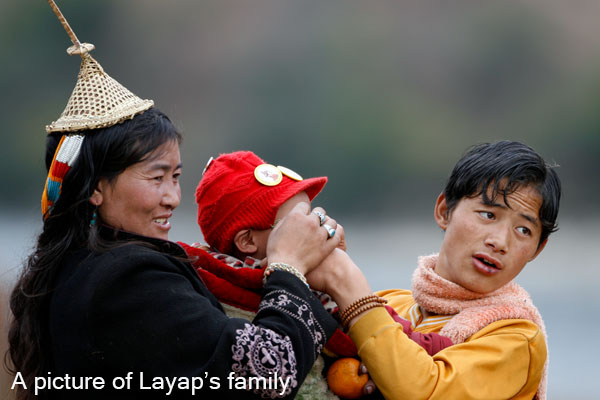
[6,107,181,400]
[443,140,561,246]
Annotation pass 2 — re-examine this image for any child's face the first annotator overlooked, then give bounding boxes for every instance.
[251,191,311,259]
[433,185,547,293]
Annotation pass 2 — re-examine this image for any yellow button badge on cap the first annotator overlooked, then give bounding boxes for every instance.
[277,165,303,181]
[254,164,283,186]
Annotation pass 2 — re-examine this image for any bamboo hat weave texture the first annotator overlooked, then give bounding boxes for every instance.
[46,52,154,133]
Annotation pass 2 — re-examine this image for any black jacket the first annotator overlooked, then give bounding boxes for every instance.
[46,228,337,399]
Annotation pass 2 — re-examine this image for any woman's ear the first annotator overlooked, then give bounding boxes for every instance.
[89,178,106,207]
[434,193,450,231]
[233,229,258,255]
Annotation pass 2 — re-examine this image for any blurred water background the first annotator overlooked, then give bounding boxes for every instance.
[1,1,599,398]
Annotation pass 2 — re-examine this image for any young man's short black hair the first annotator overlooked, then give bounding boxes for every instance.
[443,141,561,246]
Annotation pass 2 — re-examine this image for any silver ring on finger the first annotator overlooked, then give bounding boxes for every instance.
[312,210,326,226]
[322,223,336,239]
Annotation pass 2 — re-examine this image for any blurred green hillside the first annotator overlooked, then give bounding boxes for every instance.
[2,0,599,218]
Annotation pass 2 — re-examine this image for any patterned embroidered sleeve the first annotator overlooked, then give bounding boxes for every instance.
[232,271,337,397]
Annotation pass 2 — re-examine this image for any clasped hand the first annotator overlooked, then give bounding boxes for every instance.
[266,202,342,276]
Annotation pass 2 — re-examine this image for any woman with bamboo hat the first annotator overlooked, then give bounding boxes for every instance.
[6,2,343,399]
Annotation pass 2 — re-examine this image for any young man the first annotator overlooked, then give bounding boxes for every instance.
[312,141,560,399]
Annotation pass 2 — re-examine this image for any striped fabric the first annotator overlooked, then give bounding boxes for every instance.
[407,303,453,330]
[41,134,84,218]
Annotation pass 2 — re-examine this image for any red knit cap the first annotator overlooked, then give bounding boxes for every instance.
[196,151,327,254]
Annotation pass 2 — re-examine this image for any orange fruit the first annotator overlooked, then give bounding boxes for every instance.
[326,357,368,399]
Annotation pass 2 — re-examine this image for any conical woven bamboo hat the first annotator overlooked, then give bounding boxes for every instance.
[45,0,153,133]
[46,52,154,133]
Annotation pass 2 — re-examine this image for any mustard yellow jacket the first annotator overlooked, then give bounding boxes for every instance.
[348,289,546,400]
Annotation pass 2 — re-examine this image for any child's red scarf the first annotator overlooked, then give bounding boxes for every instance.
[411,254,547,400]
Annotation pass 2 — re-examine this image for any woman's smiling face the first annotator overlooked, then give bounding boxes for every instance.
[92,140,182,240]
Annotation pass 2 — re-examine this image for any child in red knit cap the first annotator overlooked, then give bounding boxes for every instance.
[195,151,328,265]
[183,151,342,314]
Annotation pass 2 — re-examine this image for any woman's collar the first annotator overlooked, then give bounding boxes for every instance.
[98,224,187,258]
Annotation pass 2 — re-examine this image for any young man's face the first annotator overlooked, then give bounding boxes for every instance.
[433,185,547,294]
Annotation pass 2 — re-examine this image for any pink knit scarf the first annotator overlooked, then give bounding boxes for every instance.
[411,254,547,400]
